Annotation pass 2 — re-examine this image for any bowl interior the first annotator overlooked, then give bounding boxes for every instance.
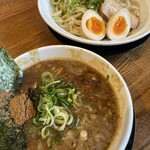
[15,45,133,150]
[38,0,150,46]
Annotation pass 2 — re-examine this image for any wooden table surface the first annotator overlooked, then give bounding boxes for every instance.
[0,0,150,150]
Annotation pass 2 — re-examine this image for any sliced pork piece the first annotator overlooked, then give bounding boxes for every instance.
[100,0,140,28]
[129,12,140,28]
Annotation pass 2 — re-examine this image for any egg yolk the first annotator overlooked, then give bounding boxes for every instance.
[86,17,105,35]
[111,16,127,35]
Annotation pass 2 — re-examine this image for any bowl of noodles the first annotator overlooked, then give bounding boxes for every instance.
[38,0,150,46]
[0,45,133,149]
[14,45,134,149]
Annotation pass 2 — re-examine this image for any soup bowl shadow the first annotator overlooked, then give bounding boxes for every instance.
[48,27,150,55]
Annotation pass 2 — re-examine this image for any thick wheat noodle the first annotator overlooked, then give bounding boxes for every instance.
[51,0,139,37]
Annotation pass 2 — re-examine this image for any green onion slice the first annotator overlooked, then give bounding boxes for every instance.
[33,72,83,139]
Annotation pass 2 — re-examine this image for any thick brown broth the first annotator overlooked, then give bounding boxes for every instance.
[22,58,119,150]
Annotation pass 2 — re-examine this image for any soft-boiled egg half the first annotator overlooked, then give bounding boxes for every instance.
[106,8,131,40]
[81,10,106,41]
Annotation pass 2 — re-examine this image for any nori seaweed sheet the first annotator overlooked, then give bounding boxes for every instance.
[0,93,27,150]
[0,47,26,149]
[0,122,27,150]
[0,47,24,92]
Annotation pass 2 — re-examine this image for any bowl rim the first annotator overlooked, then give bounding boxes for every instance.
[14,45,134,150]
[37,0,150,46]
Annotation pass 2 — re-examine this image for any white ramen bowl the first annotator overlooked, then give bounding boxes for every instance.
[15,45,133,150]
[38,0,150,46]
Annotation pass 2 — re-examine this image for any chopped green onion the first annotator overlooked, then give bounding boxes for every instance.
[73,94,83,107]
[67,98,73,102]
[77,13,84,19]
[70,116,79,130]
[53,112,67,131]
[41,126,51,139]
[67,114,73,125]
[49,132,64,149]
[41,72,54,85]
[106,75,109,82]
[33,72,83,142]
